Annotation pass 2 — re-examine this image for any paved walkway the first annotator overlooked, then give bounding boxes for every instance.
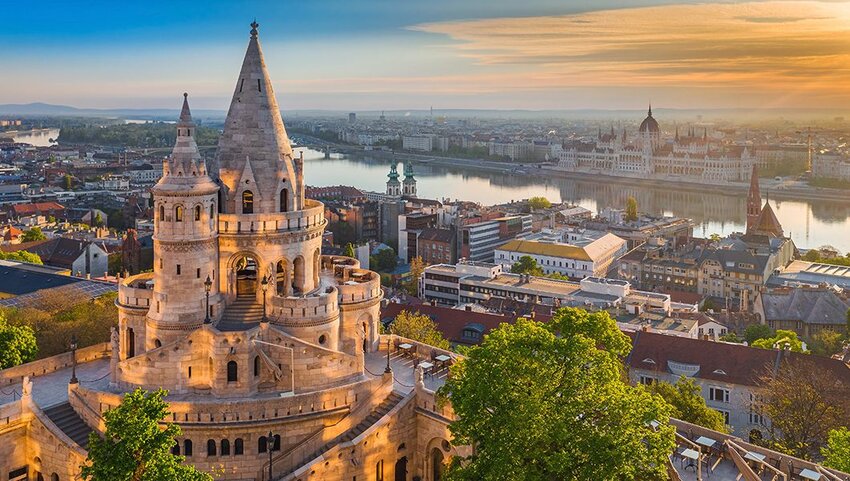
[0,359,111,409]
[364,349,448,394]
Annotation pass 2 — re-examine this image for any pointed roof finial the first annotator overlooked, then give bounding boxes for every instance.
[179,92,193,124]
[648,102,652,117]
[250,19,259,38]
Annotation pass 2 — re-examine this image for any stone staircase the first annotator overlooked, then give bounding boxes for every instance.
[217,296,264,331]
[275,392,406,480]
[43,402,93,449]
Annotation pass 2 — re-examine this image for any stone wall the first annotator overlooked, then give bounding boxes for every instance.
[0,343,110,387]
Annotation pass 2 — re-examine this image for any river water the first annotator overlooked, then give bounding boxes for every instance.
[4,128,60,147]
[296,148,850,253]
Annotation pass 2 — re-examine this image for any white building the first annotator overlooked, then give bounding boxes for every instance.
[813,152,850,181]
[495,232,627,279]
[402,135,436,152]
[460,215,533,263]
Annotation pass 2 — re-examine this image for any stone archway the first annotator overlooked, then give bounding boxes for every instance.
[425,437,452,481]
[275,258,291,297]
[227,252,263,299]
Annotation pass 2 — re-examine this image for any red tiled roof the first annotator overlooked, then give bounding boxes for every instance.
[11,202,65,216]
[626,330,850,387]
[381,302,511,345]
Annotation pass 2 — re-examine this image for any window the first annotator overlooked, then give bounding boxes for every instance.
[280,189,288,212]
[207,439,216,456]
[242,191,254,214]
[253,356,260,377]
[175,206,183,222]
[159,205,165,221]
[220,439,230,456]
[171,441,180,455]
[715,409,730,425]
[234,438,244,455]
[749,411,764,425]
[273,434,281,451]
[639,375,655,385]
[194,205,201,221]
[376,460,384,481]
[196,268,200,279]
[227,361,238,382]
[176,265,181,275]
[258,436,267,454]
[709,387,729,403]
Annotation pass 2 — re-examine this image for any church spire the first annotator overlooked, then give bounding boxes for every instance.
[213,20,300,214]
[648,102,652,117]
[746,163,762,234]
[157,93,210,180]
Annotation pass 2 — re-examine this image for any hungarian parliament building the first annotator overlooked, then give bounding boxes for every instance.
[553,107,760,183]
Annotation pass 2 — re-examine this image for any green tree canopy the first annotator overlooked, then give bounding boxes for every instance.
[21,227,47,242]
[440,308,676,480]
[809,330,845,357]
[370,247,397,272]
[0,314,37,368]
[81,388,212,481]
[719,332,741,343]
[823,427,850,473]
[403,256,427,296]
[744,324,773,345]
[649,376,728,433]
[751,329,806,353]
[343,243,356,258]
[0,250,43,265]
[93,212,105,228]
[388,310,450,350]
[527,196,551,210]
[510,255,543,276]
[625,196,638,222]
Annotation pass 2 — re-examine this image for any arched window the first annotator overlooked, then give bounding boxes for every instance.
[253,356,260,377]
[158,205,165,222]
[258,436,267,453]
[242,191,254,214]
[234,438,244,455]
[273,434,281,451]
[184,439,193,456]
[280,189,288,212]
[154,339,161,348]
[210,203,215,220]
[227,360,238,382]
[175,205,183,222]
[171,441,180,455]
[220,439,230,456]
[207,439,216,457]
[431,448,445,481]
[194,205,201,221]
[51,474,59,481]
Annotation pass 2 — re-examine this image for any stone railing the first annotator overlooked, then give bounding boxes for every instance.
[117,272,154,309]
[336,269,381,305]
[0,342,110,387]
[217,199,325,235]
[270,286,339,324]
[73,374,386,428]
[0,396,23,423]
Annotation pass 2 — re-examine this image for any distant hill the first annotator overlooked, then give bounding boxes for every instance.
[0,102,226,120]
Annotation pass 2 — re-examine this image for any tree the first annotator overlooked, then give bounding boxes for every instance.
[81,388,212,481]
[328,221,356,247]
[0,315,38,368]
[751,329,806,352]
[709,233,722,242]
[403,256,426,296]
[510,255,543,276]
[388,310,450,350]
[809,330,844,357]
[625,196,638,222]
[527,196,551,210]
[753,359,849,460]
[63,173,73,190]
[823,428,850,473]
[343,243,356,258]
[648,376,728,433]
[744,323,773,345]
[0,250,43,265]
[93,212,105,228]
[719,332,741,343]
[21,227,46,242]
[440,308,676,480]
[370,247,397,272]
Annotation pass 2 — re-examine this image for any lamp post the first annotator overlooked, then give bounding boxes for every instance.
[267,430,276,480]
[204,275,212,324]
[70,334,78,384]
[385,337,392,374]
[261,275,269,322]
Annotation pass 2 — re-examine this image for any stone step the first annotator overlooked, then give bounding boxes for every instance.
[43,402,92,449]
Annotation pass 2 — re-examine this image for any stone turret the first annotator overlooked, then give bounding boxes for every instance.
[212,21,301,215]
[148,94,221,345]
[746,164,762,233]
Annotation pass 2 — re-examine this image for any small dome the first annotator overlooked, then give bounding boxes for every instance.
[639,104,659,134]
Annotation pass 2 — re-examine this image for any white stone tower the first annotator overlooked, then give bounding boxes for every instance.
[386,162,401,196]
[147,93,222,347]
[402,161,417,197]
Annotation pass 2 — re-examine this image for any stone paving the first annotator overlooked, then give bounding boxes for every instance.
[364,348,447,394]
[0,359,110,409]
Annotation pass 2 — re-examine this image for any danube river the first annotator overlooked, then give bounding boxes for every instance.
[297,148,850,253]
[3,128,60,147]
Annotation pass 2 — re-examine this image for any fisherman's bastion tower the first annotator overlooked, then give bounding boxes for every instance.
[0,23,458,481]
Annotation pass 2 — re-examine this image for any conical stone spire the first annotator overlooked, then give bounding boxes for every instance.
[153,94,217,193]
[212,21,299,214]
[746,164,762,234]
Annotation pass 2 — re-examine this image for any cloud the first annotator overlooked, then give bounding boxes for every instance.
[408,1,850,108]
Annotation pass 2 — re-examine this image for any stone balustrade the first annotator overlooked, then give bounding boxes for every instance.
[117,272,155,309]
[335,269,381,306]
[72,375,386,428]
[0,343,110,387]
[269,286,338,324]
[218,199,325,235]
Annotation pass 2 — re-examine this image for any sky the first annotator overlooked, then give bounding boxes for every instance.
[4,0,850,111]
